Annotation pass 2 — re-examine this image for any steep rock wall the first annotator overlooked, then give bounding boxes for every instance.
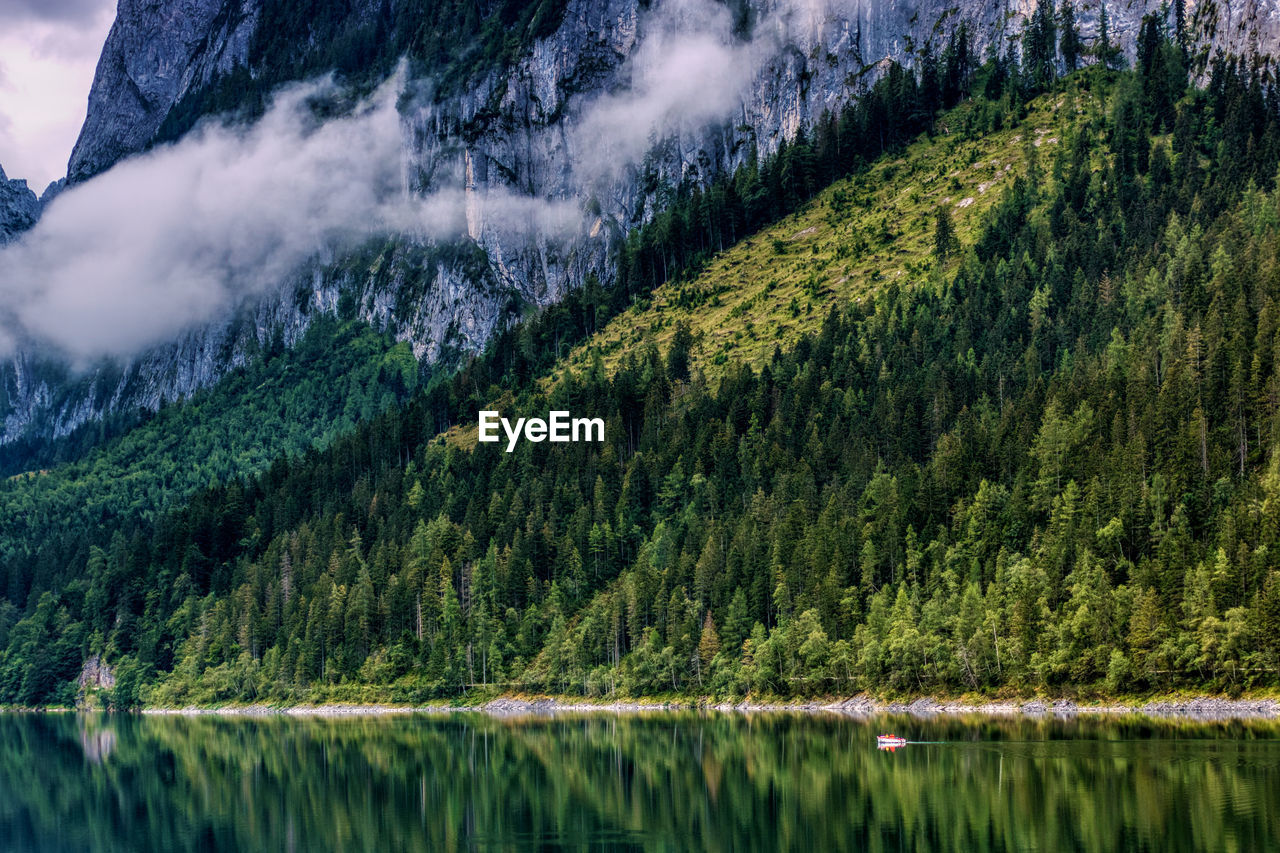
[0,165,40,245]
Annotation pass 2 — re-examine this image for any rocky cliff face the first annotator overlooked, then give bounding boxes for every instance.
[5,0,1279,448]
[0,165,40,245]
[67,0,259,184]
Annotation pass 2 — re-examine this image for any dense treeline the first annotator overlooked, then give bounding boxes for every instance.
[13,12,1280,707]
[0,15,979,705]
[0,318,418,665]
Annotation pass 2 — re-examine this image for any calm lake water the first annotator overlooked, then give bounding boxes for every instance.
[0,711,1277,851]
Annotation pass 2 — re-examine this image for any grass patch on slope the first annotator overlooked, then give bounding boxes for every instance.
[552,73,1107,383]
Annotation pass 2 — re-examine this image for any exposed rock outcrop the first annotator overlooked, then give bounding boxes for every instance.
[0,164,40,245]
[67,0,259,184]
[76,654,117,710]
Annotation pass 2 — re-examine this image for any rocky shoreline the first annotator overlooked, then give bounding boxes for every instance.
[135,695,1280,720]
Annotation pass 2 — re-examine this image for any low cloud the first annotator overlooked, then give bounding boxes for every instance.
[1,0,850,365]
[573,0,764,183]
[0,73,580,363]
[569,0,858,184]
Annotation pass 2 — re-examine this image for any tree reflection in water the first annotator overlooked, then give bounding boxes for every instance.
[0,711,1277,852]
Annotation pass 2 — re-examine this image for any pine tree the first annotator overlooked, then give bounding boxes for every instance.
[934,204,957,262]
[1256,573,1280,670]
[1021,0,1058,93]
[723,588,752,654]
[1097,2,1120,70]
[666,321,694,383]
[1174,0,1188,55]
[697,613,721,675]
[1059,1,1080,71]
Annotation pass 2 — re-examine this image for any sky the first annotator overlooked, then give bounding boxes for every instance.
[0,0,115,191]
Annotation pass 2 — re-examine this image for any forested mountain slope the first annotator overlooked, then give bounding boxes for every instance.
[7,0,1274,455]
[8,20,1280,707]
[552,79,1068,381]
[0,319,417,677]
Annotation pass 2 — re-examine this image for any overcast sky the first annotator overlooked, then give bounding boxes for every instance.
[0,0,115,191]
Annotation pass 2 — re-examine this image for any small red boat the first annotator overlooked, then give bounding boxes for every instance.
[876,734,908,749]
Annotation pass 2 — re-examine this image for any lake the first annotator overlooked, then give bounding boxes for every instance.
[0,711,1276,851]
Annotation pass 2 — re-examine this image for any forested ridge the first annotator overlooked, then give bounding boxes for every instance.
[7,10,1280,708]
[0,318,420,682]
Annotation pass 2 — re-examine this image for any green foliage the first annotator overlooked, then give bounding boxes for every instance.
[0,318,418,703]
[1096,2,1123,71]
[934,203,957,261]
[567,47,1015,381]
[1022,0,1058,93]
[13,25,1280,706]
[1060,2,1081,72]
[615,55,974,303]
[666,321,694,383]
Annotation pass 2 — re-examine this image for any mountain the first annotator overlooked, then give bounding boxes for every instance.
[5,0,1275,453]
[67,0,260,185]
[64,1,1280,185]
[0,165,40,246]
[7,20,1280,708]
[6,3,1280,708]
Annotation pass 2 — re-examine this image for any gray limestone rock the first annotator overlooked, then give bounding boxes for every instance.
[67,0,258,184]
[0,164,40,245]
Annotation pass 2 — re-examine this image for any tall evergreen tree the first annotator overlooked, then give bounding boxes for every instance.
[934,204,957,262]
[1023,0,1059,92]
[1059,1,1080,71]
[1097,2,1121,70]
